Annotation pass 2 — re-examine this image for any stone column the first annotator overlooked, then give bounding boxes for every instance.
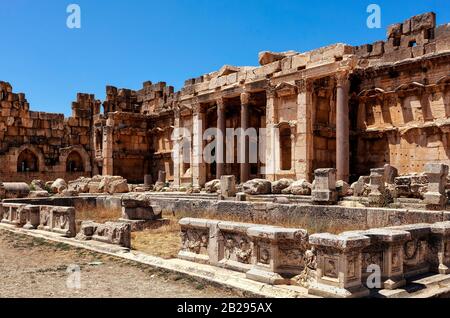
[296,79,314,182]
[336,71,350,182]
[265,89,277,181]
[103,118,114,176]
[144,175,153,188]
[192,104,206,190]
[216,98,226,179]
[240,93,250,183]
[172,113,181,189]
[423,163,449,210]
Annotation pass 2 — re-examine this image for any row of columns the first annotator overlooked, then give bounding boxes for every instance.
[216,94,251,183]
[179,69,351,189]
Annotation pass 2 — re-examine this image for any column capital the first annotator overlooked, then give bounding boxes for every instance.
[216,97,226,111]
[192,102,204,114]
[240,92,250,106]
[296,79,314,93]
[266,87,277,99]
[335,70,350,88]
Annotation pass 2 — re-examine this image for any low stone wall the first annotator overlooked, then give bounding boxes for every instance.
[178,217,450,297]
[306,221,450,298]
[3,195,122,211]
[5,193,450,231]
[1,203,76,237]
[179,218,309,284]
[151,196,447,231]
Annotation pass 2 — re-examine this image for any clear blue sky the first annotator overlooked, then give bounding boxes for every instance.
[1,0,449,116]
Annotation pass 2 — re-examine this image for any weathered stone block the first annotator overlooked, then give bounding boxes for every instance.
[423,163,449,209]
[411,12,436,33]
[308,233,371,298]
[430,222,450,274]
[243,179,271,195]
[359,228,411,290]
[76,220,131,248]
[220,175,236,198]
[312,168,337,204]
[38,206,76,237]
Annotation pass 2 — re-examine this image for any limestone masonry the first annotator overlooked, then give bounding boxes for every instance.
[0,12,449,189]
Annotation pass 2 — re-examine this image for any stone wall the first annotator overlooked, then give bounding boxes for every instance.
[0,83,94,183]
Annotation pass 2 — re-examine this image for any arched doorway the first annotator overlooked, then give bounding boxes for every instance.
[66,151,84,172]
[17,149,39,172]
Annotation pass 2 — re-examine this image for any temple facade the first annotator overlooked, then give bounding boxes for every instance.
[0,12,449,187]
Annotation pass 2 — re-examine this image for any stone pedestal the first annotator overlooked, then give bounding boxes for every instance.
[430,222,450,274]
[308,233,371,298]
[220,175,236,198]
[144,175,153,187]
[360,228,411,289]
[246,227,309,285]
[423,163,449,210]
[157,171,166,183]
[368,168,386,206]
[312,168,337,204]
[155,171,167,191]
[120,194,162,231]
[21,205,40,230]
[1,203,26,226]
[389,223,431,278]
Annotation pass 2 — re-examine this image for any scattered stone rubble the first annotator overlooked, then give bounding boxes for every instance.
[120,193,162,231]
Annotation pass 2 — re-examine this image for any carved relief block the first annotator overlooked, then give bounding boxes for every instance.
[308,233,371,298]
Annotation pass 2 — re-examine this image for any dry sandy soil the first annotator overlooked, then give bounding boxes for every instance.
[0,229,243,298]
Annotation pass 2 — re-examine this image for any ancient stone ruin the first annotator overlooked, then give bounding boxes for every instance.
[1,12,450,298]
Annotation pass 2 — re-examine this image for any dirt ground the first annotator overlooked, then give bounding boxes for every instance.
[0,229,243,298]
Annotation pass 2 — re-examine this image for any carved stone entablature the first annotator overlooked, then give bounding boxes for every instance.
[358,88,387,104]
[274,82,297,97]
[240,92,250,106]
[275,120,297,132]
[436,75,450,91]
[394,81,426,98]
[335,70,350,88]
